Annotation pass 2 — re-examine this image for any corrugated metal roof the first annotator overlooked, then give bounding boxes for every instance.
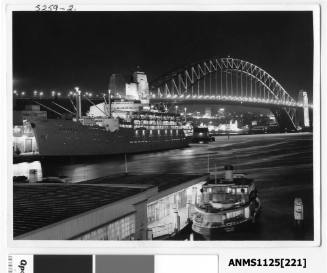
[13,184,149,237]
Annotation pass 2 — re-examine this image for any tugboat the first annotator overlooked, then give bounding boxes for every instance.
[191,127,215,143]
[192,165,261,237]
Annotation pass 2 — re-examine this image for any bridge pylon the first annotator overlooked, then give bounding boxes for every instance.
[296,90,310,129]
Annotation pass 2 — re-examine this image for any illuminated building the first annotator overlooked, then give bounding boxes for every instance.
[125,69,150,100]
[13,123,38,155]
[13,174,207,240]
[204,107,212,118]
[13,105,46,155]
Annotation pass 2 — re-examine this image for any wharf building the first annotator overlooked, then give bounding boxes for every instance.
[13,105,46,156]
[14,174,207,240]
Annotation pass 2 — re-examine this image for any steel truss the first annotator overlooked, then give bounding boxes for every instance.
[150,57,298,129]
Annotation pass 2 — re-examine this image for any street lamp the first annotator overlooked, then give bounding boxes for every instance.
[39,91,44,97]
[175,105,179,114]
[51,90,56,97]
[21,91,25,96]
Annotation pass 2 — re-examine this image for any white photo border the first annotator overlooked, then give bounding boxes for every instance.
[4,1,321,253]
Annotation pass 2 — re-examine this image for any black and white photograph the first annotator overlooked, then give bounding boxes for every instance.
[11,8,318,242]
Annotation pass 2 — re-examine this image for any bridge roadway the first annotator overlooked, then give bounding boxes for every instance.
[14,96,312,131]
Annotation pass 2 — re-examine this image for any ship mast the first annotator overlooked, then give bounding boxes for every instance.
[75,86,82,120]
[108,89,112,118]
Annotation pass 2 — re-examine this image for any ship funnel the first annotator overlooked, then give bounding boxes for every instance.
[224,165,234,181]
[75,87,82,120]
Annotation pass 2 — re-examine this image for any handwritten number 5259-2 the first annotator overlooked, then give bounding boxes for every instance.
[35,5,75,11]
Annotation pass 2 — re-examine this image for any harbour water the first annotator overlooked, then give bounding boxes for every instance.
[13,132,314,240]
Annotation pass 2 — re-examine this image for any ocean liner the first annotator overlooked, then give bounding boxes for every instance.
[28,70,190,156]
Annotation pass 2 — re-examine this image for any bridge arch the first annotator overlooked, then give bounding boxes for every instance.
[150,57,298,130]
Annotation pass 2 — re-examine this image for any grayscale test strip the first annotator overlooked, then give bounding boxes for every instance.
[8,255,219,273]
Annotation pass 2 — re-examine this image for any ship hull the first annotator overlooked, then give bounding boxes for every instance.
[192,218,252,237]
[31,119,189,156]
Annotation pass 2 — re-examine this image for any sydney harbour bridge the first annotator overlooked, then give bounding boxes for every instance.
[149,57,312,131]
[14,57,312,131]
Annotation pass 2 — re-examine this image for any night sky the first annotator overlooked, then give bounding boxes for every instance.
[13,11,313,99]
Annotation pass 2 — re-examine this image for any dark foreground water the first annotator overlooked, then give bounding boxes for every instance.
[14,132,314,240]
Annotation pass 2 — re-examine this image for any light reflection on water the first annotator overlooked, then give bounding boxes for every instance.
[12,133,314,240]
[13,133,313,183]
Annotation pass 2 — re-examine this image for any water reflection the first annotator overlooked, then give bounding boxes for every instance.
[12,133,314,240]
[12,134,313,184]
